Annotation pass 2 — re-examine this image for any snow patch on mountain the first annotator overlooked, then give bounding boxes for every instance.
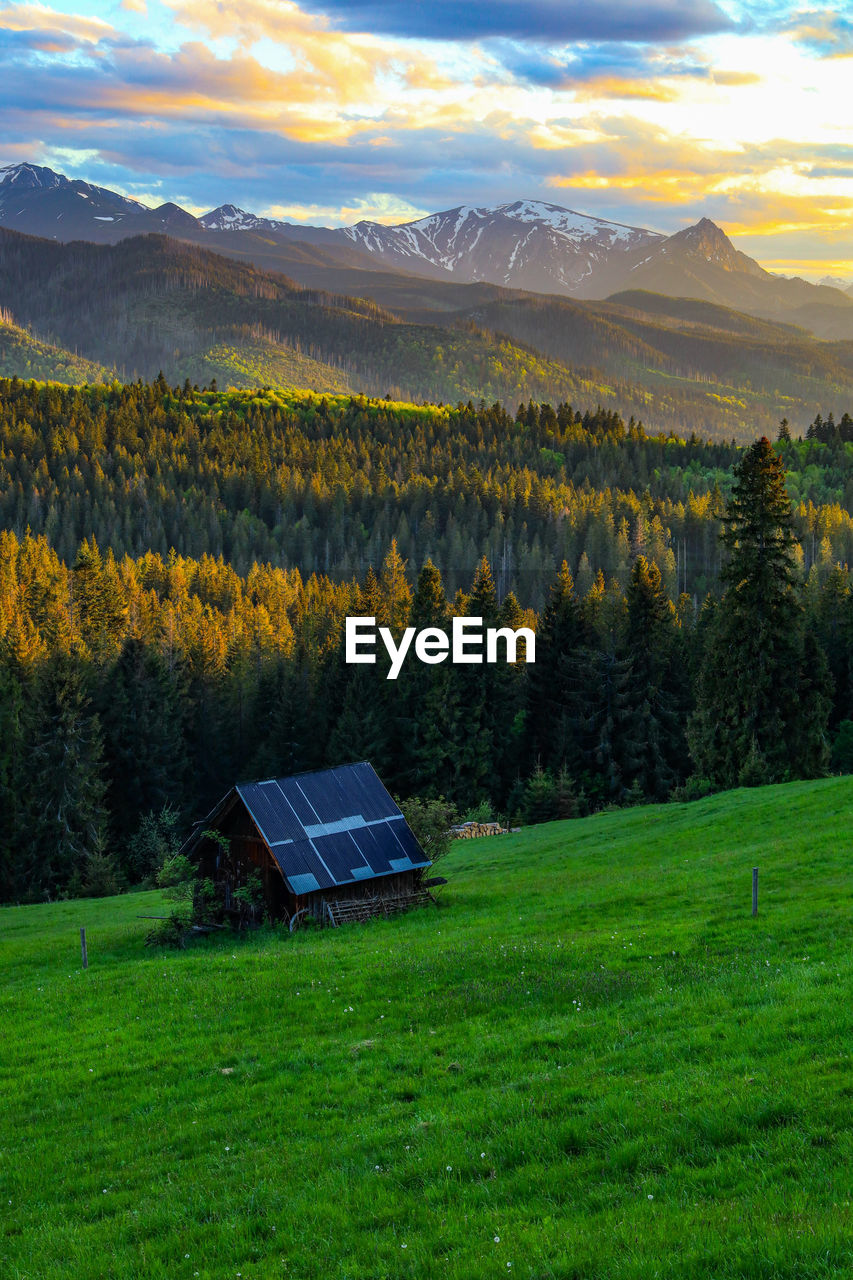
[335,199,665,291]
[200,204,288,232]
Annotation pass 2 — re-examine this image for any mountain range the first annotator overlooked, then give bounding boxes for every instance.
[4,220,853,443]
[4,162,853,440]
[4,162,853,340]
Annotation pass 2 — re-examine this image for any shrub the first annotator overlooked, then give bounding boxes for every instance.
[830,720,853,774]
[396,795,458,865]
[671,775,720,803]
[127,804,182,885]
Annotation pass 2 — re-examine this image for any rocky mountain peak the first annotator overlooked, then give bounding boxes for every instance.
[1,163,66,190]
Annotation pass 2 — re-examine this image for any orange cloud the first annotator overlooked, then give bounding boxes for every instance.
[0,2,113,41]
[569,77,681,103]
[711,70,761,86]
[549,167,726,203]
[712,193,853,237]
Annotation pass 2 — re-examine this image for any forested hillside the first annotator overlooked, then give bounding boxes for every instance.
[0,316,112,384]
[5,227,853,439]
[2,379,853,599]
[2,378,853,902]
[0,230,612,412]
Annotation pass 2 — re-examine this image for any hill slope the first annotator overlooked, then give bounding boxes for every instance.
[0,315,112,382]
[247,255,853,438]
[606,220,853,338]
[5,224,853,438]
[2,778,851,1278]
[0,228,614,409]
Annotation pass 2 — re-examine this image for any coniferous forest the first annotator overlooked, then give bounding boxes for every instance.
[2,375,853,901]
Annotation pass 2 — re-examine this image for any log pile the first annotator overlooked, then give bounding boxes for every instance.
[450,821,508,839]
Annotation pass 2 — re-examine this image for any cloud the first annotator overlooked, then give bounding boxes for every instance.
[0,3,113,42]
[784,8,853,57]
[495,38,710,93]
[711,70,761,85]
[0,0,850,276]
[291,0,735,43]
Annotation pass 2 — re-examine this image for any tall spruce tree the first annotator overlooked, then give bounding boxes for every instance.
[526,561,589,776]
[21,650,110,899]
[0,656,28,900]
[622,556,686,799]
[396,560,451,791]
[98,635,185,851]
[689,438,830,786]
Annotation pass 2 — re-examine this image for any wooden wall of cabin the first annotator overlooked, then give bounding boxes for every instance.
[196,802,423,924]
[300,870,421,920]
[195,799,290,919]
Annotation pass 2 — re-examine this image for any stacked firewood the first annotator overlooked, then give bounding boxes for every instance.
[450,821,508,839]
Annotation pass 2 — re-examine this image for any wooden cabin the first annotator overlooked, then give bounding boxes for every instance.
[181,761,433,927]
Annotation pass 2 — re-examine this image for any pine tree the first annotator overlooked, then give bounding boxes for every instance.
[98,635,185,853]
[326,665,392,772]
[0,655,30,900]
[622,556,685,799]
[520,761,559,825]
[395,560,450,791]
[689,438,831,785]
[378,539,412,633]
[409,559,449,630]
[468,556,499,623]
[21,650,110,899]
[72,538,128,663]
[526,561,589,775]
[808,565,853,729]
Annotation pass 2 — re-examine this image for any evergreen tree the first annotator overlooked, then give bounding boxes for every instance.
[396,560,451,791]
[326,665,392,772]
[0,655,30,900]
[72,538,128,663]
[689,438,830,785]
[99,635,186,855]
[622,556,685,799]
[583,647,638,804]
[526,561,589,775]
[409,559,449,630]
[520,761,559,825]
[808,565,853,729]
[20,650,109,899]
[249,656,318,779]
[378,539,412,633]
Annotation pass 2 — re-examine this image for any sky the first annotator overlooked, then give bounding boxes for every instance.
[2,0,853,277]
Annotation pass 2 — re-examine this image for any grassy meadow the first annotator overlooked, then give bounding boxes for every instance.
[1,778,851,1279]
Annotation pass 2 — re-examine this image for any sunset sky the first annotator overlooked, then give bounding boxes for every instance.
[2,0,852,277]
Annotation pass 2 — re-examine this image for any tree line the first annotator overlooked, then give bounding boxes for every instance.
[1,433,851,903]
[3,378,853,610]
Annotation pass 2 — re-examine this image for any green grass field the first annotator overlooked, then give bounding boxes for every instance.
[1,779,851,1279]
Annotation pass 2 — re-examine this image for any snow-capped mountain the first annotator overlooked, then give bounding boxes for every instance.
[338,200,664,293]
[200,204,287,233]
[0,164,211,240]
[0,162,147,236]
[5,162,853,333]
[817,274,853,297]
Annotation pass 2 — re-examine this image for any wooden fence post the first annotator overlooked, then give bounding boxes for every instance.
[80,926,88,969]
[752,867,758,917]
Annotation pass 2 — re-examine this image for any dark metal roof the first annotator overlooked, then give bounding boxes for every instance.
[235,761,430,895]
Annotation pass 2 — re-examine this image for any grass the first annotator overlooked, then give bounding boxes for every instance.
[1,777,852,1279]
